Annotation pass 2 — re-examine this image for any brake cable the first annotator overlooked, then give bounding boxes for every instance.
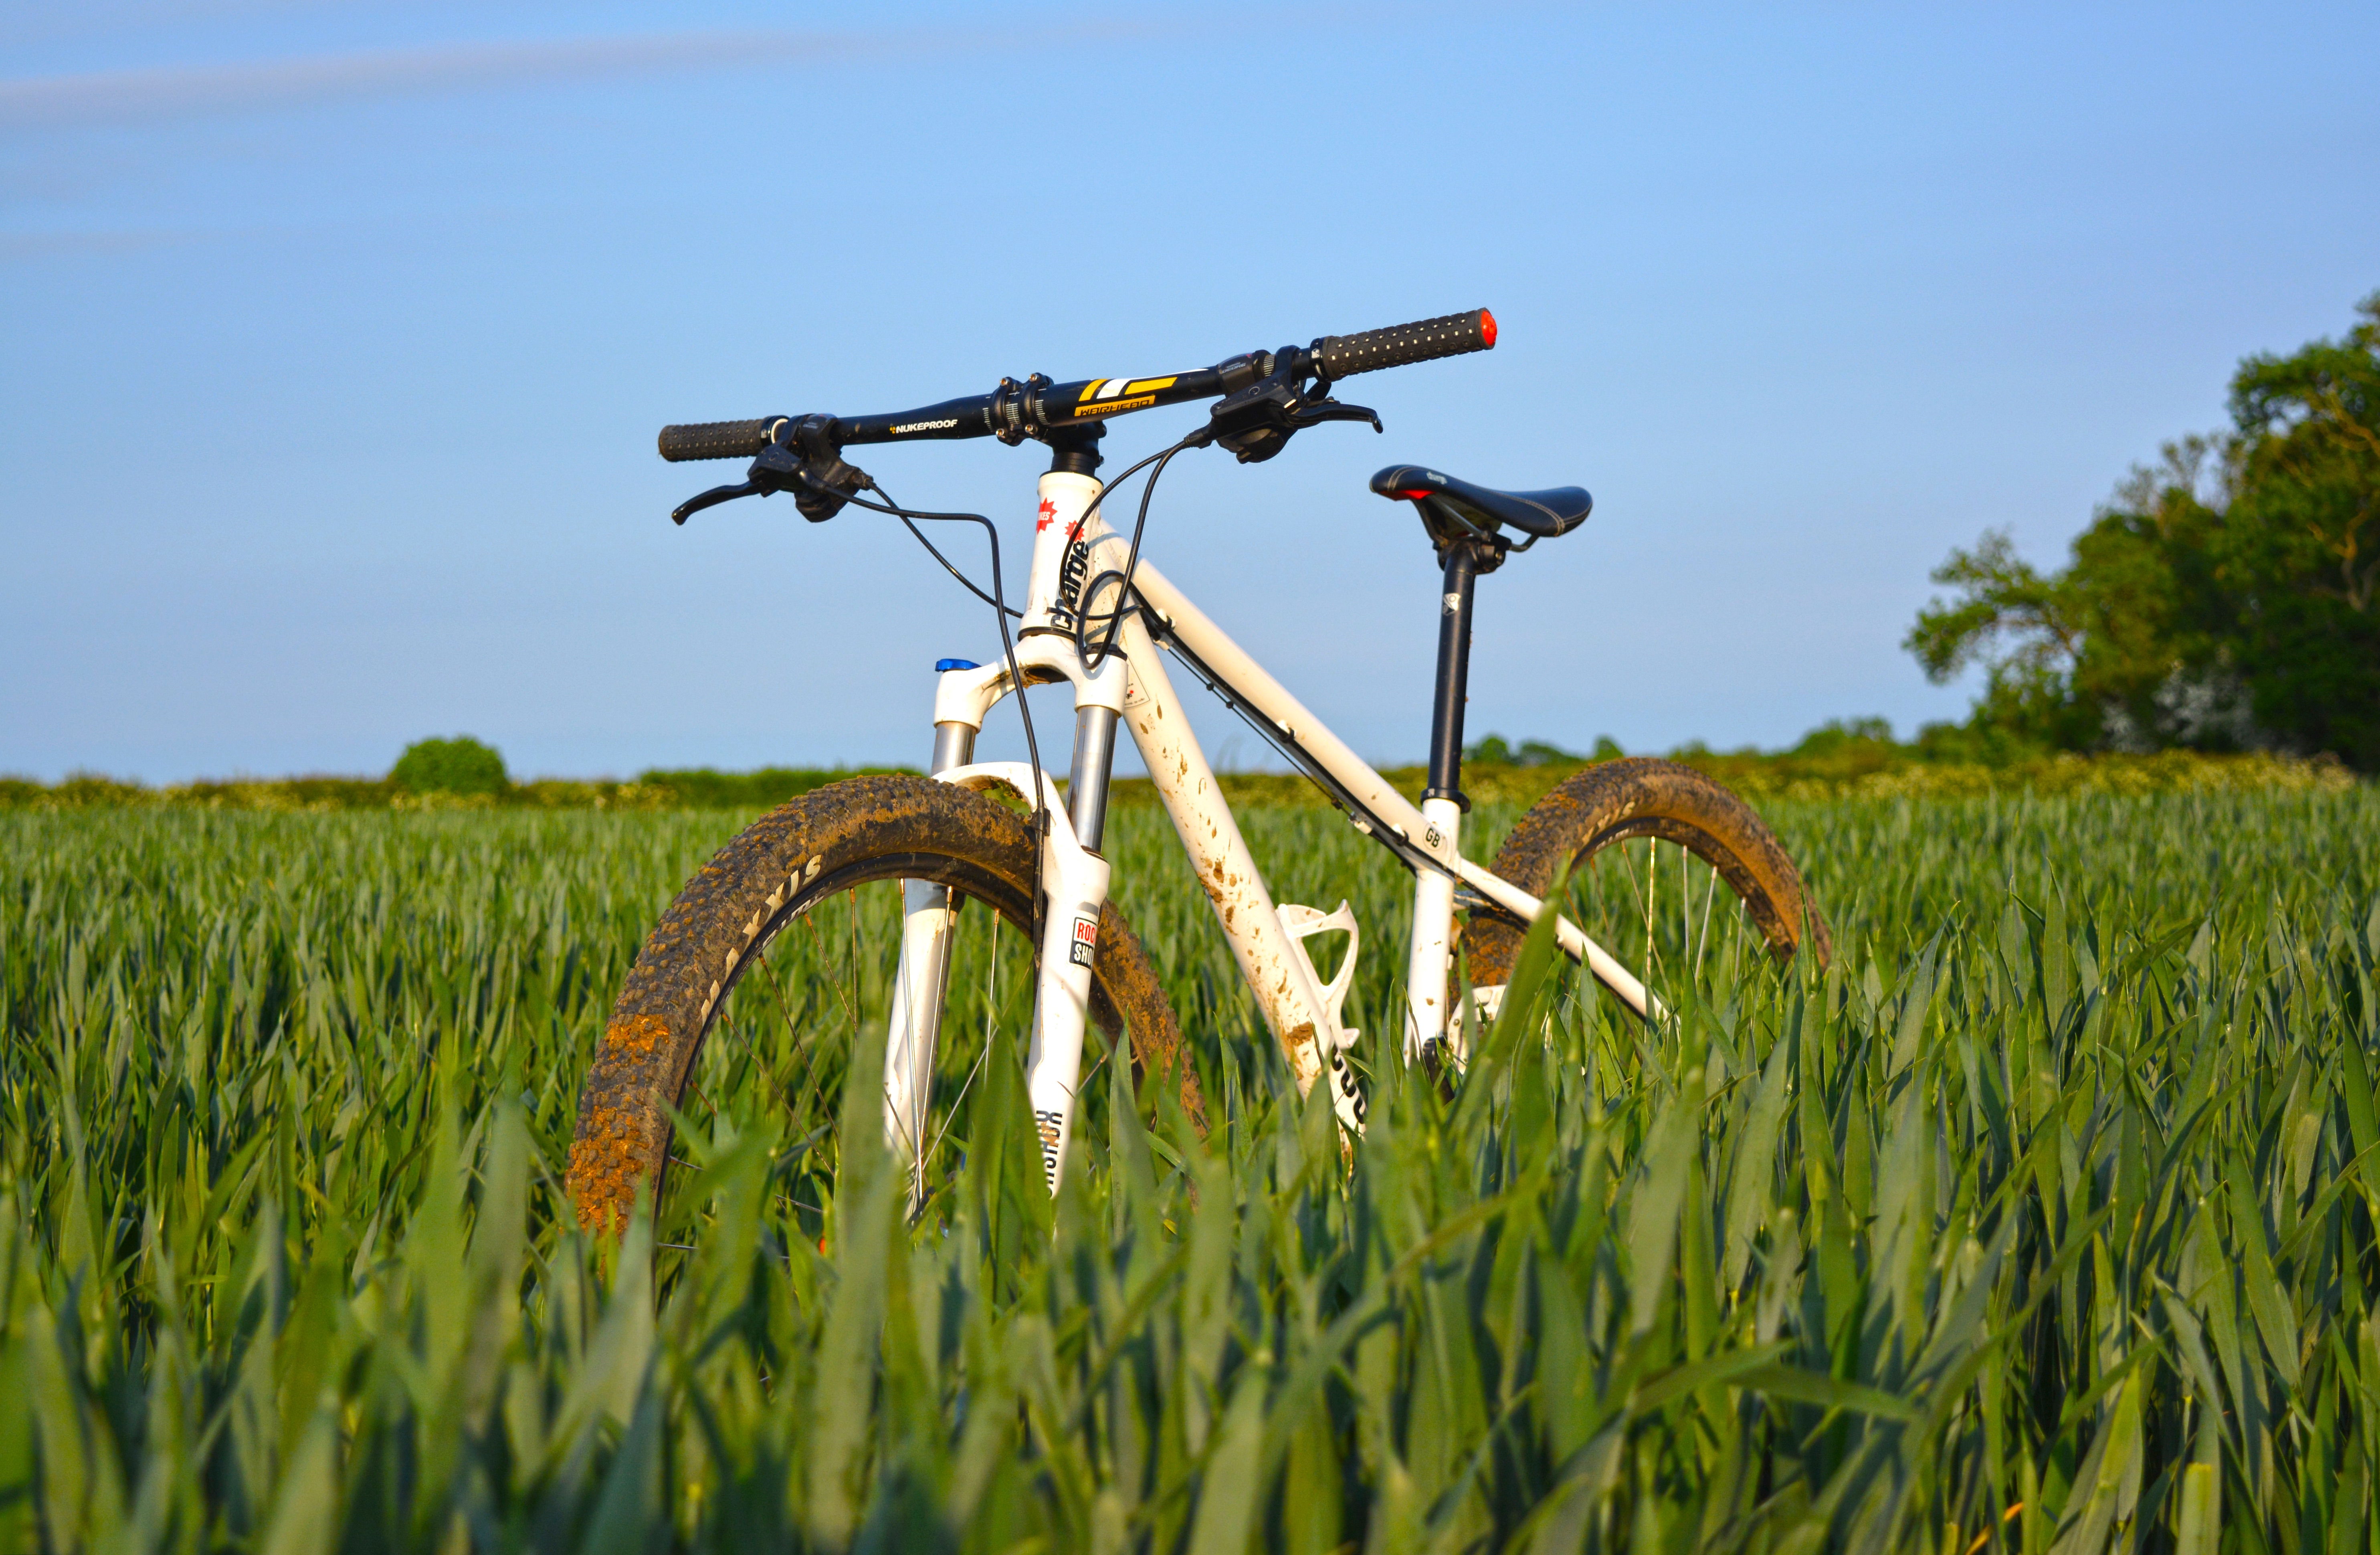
[1070,433,1198,673]
[804,475,1055,914]
[896,509,1023,619]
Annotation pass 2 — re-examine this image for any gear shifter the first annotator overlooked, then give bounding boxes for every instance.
[1188,357,1381,464]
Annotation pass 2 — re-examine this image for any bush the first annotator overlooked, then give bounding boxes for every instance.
[390,736,508,796]
[634,765,915,808]
[1463,734,1614,767]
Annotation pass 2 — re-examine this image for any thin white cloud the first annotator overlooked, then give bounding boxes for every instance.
[0,17,1204,129]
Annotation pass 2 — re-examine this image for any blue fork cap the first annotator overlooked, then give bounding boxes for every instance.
[935,658,980,673]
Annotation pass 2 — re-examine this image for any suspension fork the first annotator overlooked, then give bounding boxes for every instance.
[884,467,1128,1197]
[883,708,1123,1198]
[883,720,975,1205]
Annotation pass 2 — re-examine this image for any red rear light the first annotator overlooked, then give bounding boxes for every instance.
[1392,488,1434,501]
[1479,309,1498,348]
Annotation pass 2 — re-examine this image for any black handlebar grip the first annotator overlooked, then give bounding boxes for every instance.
[1316,309,1497,379]
[657,417,788,462]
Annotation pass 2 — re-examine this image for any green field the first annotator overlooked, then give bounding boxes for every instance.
[4,785,2377,1551]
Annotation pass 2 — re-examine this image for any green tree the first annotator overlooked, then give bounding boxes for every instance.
[1907,294,2380,767]
[1904,528,2098,751]
[390,736,509,796]
[2214,297,2380,763]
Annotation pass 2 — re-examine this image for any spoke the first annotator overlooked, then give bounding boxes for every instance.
[686,1069,723,1129]
[1077,1024,1116,1097]
[671,874,1056,1221]
[780,892,872,1169]
[1615,837,1652,935]
[1640,842,1653,963]
[924,1038,994,1185]
[923,904,1035,1186]
[1694,856,1721,985]
[847,887,863,1041]
[1650,839,1665,985]
[782,1024,842,1143]
[716,1007,811,1125]
[804,912,862,1040]
[760,941,822,1062]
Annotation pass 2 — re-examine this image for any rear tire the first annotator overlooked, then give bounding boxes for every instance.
[566,774,1202,1235]
[1466,757,1829,997]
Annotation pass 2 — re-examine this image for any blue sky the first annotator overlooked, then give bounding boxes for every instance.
[5,1,2375,782]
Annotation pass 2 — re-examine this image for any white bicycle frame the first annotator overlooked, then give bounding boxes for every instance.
[881,469,1654,1195]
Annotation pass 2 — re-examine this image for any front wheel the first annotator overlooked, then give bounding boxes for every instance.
[1465,757,1829,1007]
[566,774,1203,1239]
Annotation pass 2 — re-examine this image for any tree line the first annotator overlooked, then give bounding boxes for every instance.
[1909,293,2380,770]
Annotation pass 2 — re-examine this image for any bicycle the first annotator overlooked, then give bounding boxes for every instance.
[566,309,1828,1237]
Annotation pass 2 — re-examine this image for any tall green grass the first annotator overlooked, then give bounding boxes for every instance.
[2,789,2376,1550]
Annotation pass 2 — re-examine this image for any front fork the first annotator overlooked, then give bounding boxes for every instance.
[883,472,1128,1202]
[882,708,1122,1206]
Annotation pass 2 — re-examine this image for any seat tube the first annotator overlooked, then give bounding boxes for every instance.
[1404,816,1463,1062]
[1405,540,1487,1065]
[883,717,977,1205]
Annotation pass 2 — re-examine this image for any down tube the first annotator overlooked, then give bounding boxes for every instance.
[1107,609,1352,1113]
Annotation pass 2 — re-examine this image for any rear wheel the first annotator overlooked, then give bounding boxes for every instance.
[1465,757,1829,1009]
[566,774,1203,1243]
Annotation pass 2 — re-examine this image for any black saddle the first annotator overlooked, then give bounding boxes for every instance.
[1369,464,1593,540]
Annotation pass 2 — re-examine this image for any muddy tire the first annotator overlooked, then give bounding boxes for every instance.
[1466,757,1830,994]
[566,774,1202,1234]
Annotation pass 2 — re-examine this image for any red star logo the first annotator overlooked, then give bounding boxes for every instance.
[1036,498,1057,531]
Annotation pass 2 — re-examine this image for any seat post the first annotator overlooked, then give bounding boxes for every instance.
[1425,536,1500,810]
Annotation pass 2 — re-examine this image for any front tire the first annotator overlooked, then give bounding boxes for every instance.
[566,774,1202,1235]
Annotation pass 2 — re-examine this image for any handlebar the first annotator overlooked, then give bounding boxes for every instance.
[657,307,1496,463]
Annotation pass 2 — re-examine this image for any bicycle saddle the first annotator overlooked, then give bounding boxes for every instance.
[1369,464,1593,539]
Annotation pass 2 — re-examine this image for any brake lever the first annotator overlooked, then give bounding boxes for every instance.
[1288,400,1383,432]
[672,481,760,525]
